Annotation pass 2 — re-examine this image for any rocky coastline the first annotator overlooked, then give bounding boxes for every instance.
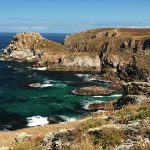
[0,28,150,149]
[1,28,150,87]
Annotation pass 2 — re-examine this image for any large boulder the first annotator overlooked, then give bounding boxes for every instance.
[41,129,76,150]
[116,82,150,107]
[15,132,32,143]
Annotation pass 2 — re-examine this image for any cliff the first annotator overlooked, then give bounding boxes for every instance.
[1,32,100,71]
[1,28,150,76]
[65,28,150,82]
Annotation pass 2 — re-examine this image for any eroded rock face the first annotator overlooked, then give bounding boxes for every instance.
[3,32,44,62]
[2,32,101,71]
[41,129,76,150]
[2,29,150,74]
[36,52,101,71]
[116,82,150,107]
[65,28,150,81]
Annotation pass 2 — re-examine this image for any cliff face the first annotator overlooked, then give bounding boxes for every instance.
[65,28,150,81]
[2,32,100,71]
[1,29,150,75]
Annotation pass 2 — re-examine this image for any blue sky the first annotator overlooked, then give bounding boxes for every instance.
[0,0,150,33]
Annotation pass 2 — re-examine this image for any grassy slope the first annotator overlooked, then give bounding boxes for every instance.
[0,103,149,149]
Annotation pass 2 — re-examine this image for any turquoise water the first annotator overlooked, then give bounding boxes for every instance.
[0,61,120,130]
[0,33,121,130]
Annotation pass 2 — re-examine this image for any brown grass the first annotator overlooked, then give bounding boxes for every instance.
[0,121,79,147]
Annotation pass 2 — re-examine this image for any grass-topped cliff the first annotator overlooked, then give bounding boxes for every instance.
[0,28,150,150]
[65,28,150,82]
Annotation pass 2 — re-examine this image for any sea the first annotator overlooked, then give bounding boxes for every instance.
[0,33,121,131]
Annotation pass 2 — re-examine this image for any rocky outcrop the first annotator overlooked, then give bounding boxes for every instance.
[40,129,76,150]
[3,32,45,62]
[1,28,150,74]
[116,82,150,108]
[65,28,150,82]
[73,86,114,96]
[1,32,101,71]
[15,132,32,143]
[88,101,116,111]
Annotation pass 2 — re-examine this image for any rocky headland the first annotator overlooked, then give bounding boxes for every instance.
[1,28,150,89]
[0,32,100,71]
[0,28,150,150]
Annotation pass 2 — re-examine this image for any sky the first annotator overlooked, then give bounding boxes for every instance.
[0,0,150,33]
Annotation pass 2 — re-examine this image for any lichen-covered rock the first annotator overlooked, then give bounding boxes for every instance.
[15,132,32,143]
[41,129,76,150]
[116,82,150,107]
[73,86,114,96]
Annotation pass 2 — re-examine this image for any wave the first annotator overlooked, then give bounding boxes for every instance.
[26,116,49,127]
[93,94,122,98]
[7,65,11,68]
[33,67,47,71]
[29,83,53,88]
[44,80,67,88]
[75,74,91,78]
[58,115,77,122]
[26,115,77,127]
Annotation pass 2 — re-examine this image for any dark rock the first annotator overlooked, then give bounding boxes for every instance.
[41,129,76,150]
[116,82,150,107]
[143,39,150,50]
[121,41,128,49]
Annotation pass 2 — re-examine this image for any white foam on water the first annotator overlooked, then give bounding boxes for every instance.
[75,74,90,78]
[26,116,49,127]
[29,83,53,88]
[43,80,67,88]
[7,65,11,68]
[71,90,77,94]
[83,101,103,110]
[93,94,122,98]
[34,67,47,71]
[58,115,77,123]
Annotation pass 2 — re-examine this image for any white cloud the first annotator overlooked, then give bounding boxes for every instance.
[12,25,48,30]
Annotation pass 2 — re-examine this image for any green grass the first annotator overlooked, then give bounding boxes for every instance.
[79,118,110,131]
[115,103,150,121]
[89,127,123,149]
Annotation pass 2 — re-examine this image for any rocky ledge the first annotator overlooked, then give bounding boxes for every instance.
[73,86,115,96]
[116,82,150,108]
[87,81,150,111]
